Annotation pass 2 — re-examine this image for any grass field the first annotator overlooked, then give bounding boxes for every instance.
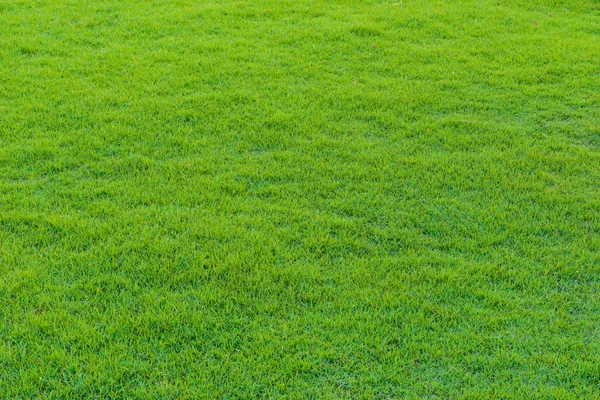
[1,0,600,398]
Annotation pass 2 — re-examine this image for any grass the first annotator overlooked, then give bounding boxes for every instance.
[1,0,599,397]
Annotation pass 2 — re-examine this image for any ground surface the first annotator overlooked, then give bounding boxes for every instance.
[1,0,599,398]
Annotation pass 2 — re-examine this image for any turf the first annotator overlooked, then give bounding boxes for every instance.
[1,0,599,398]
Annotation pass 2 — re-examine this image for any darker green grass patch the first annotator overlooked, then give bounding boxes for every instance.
[349,25,382,37]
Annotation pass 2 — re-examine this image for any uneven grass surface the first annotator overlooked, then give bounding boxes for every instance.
[1,0,600,398]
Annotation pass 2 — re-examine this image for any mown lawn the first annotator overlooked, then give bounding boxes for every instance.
[1,0,599,398]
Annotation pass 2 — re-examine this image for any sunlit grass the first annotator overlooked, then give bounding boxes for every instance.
[1,0,599,397]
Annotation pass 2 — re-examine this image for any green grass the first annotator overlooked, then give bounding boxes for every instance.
[1,0,599,397]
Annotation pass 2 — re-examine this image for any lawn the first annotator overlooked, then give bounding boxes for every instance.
[1,0,599,398]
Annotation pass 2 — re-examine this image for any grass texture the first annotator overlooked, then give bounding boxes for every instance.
[1,0,599,398]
